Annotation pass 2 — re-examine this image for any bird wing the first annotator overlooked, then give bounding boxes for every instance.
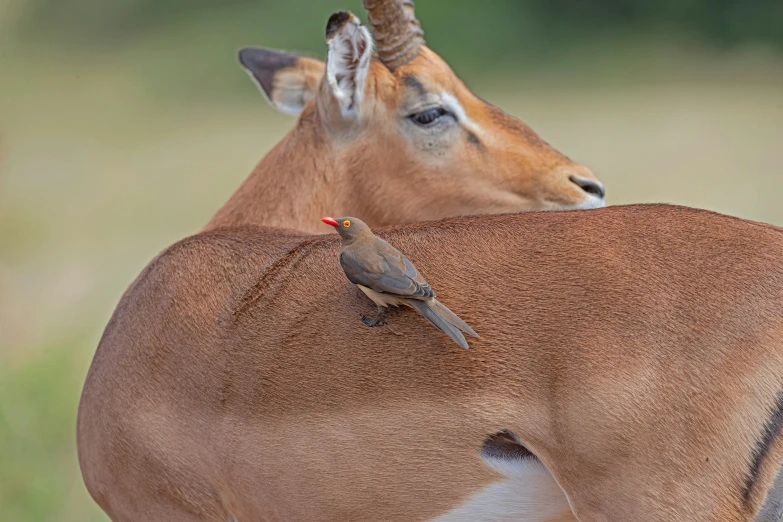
[340,239,435,299]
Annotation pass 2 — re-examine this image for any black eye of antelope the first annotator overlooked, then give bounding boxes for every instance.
[410,107,448,126]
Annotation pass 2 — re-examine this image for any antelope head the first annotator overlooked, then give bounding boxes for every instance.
[215,0,605,233]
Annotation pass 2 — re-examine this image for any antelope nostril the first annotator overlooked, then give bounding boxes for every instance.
[569,175,605,199]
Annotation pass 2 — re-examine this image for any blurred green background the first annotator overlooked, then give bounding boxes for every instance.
[1,0,781,520]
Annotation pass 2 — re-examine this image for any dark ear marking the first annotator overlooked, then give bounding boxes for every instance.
[326,11,353,40]
[239,47,324,115]
[238,48,298,98]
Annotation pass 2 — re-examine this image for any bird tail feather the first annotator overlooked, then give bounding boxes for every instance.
[408,299,470,350]
[431,299,479,338]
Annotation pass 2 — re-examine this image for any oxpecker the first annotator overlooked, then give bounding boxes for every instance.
[322,216,478,349]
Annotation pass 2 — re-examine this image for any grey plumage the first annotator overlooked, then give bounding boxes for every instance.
[431,299,479,338]
[407,299,469,350]
[339,247,434,299]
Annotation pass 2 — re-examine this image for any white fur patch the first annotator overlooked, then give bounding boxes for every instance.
[325,14,372,119]
[431,456,574,522]
[440,92,483,137]
[573,194,606,210]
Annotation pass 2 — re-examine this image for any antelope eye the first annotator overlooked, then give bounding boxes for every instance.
[343,220,351,228]
[410,107,447,126]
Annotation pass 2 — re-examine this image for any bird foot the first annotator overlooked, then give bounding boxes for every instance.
[360,313,385,327]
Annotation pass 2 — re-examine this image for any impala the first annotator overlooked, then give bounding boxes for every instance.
[77,1,783,521]
[205,1,604,234]
[79,206,783,521]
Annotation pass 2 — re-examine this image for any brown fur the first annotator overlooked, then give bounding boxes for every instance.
[78,205,783,521]
[209,42,604,234]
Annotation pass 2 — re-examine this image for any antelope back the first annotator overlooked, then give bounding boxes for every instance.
[79,206,783,521]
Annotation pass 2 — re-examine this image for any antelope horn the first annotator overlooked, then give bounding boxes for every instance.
[362,0,425,71]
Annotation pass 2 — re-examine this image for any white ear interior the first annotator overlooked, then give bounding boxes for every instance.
[325,15,372,119]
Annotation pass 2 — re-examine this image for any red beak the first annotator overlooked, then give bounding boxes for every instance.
[321,217,339,228]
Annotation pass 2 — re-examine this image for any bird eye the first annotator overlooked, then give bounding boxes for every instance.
[343,220,351,228]
[410,107,447,126]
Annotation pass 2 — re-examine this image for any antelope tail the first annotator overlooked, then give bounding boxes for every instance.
[408,299,475,350]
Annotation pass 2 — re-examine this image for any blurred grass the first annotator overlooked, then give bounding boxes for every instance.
[0,337,106,522]
[1,1,782,520]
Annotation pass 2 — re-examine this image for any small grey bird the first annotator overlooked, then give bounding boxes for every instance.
[322,216,478,349]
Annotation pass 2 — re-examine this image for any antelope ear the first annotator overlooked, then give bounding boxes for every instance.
[239,48,325,115]
[321,11,373,120]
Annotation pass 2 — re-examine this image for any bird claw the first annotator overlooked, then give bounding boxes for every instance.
[360,313,384,327]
